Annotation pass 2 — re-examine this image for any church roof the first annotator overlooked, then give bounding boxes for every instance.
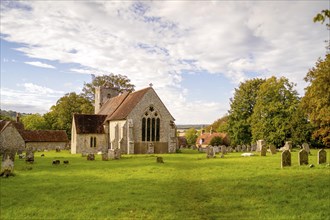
[73,114,107,134]
[105,87,152,121]
[21,130,68,142]
[98,91,129,115]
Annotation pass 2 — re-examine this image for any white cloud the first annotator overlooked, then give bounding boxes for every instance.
[24,61,56,69]
[1,1,328,123]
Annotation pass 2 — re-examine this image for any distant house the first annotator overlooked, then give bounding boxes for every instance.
[196,131,230,147]
[71,86,177,154]
[0,118,68,157]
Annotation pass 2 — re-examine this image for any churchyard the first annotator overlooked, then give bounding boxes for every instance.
[0,149,329,220]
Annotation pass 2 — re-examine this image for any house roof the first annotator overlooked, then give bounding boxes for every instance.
[0,120,24,133]
[196,132,230,146]
[105,87,152,121]
[21,130,68,142]
[73,114,107,134]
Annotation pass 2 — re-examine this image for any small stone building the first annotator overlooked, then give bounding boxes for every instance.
[71,86,177,154]
[196,131,230,148]
[0,120,25,160]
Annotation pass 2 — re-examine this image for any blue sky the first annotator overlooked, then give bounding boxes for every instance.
[0,1,328,124]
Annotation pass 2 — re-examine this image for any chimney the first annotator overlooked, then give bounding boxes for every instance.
[16,113,20,123]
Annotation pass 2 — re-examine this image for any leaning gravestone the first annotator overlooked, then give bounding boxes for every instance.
[302,143,310,155]
[269,145,277,155]
[207,146,215,158]
[0,155,14,177]
[281,150,291,168]
[109,148,121,160]
[298,149,308,165]
[87,154,95,161]
[317,149,327,164]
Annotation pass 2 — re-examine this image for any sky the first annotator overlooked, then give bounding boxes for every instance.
[0,1,328,124]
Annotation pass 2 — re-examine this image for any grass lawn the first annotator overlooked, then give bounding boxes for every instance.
[1,149,329,220]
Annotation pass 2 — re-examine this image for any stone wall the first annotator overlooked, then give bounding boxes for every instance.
[71,133,107,154]
[25,142,67,151]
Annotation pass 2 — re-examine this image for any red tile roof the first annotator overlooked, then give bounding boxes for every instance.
[196,132,230,146]
[22,130,68,142]
[98,91,129,115]
[73,114,107,134]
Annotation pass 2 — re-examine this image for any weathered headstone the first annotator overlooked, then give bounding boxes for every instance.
[237,145,241,152]
[0,155,14,177]
[55,147,61,152]
[102,152,109,161]
[81,152,88,157]
[260,145,267,156]
[221,145,227,154]
[247,145,251,152]
[109,148,121,160]
[157,156,164,163]
[242,145,247,152]
[257,140,265,152]
[269,145,277,155]
[298,149,308,165]
[147,143,154,154]
[87,153,95,161]
[302,143,310,154]
[317,149,327,164]
[281,150,291,168]
[206,146,215,158]
[251,144,257,152]
[25,150,34,163]
[283,141,292,151]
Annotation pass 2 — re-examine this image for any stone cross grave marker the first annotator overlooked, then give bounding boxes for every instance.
[317,149,327,164]
[298,149,308,165]
[281,150,291,168]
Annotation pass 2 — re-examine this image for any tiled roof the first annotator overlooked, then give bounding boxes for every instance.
[106,87,152,121]
[22,130,68,142]
[0,120,24,133]
[196,132,230,146]
[73,114,107,134]
[98,92,129,115]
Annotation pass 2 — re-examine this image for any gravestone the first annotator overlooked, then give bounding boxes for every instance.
[269,145,277,155]
[0,155,14,177]
[221,145,226,154]
[242,145,247,152]
[251,144,257,152]
[298,149,308,165]
[157,157,164,163]
[317,149,327,164]
[283,141,292,151]
[257,140,265,152]
[109,148,121,160]
[260,145,267,156]
[281,150,291,168]
[55,147,61,152]
[25,150,34,163]
[147,143,154,154]
[102,152,109,161]
[81,152,88,157]
[302,143,310,154]
[247,145,251,152]
[237,145,241,152]
[87,154,95,161]
[207,146,215,158]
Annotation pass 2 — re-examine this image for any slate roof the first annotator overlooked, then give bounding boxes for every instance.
[196,132,230,146]
[73,114,107,134]
[22,130,68,142]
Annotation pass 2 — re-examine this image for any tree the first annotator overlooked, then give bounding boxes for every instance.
[45,92,94,138]
[301,54,330,146]
[20,114,49,130]
[250,77,300,147]
[209,136,222,146]
[314,9,330,53]
[227,78,265,145]
[82,74,135,102]
[206,115,229,133]
[185,128,198,146]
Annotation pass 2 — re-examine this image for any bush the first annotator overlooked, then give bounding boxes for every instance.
[210,136,222,146]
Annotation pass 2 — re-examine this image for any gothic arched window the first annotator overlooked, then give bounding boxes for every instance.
[142,106,160,142]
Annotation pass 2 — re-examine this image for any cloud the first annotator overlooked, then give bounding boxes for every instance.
[24,61,56,69]
[1,1,328,123]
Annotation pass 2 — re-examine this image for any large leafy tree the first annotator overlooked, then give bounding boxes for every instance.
[82,74,135,102]
[44,92,94,138]
[314,9,330,52]
[185,128,198,146]
[301,54,330,146]
[21,114,49,130]
[206,115,229,133]
[250,77,300,147]
[227,78,265,145]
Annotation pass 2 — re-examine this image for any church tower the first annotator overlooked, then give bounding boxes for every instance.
[95,86,120,114]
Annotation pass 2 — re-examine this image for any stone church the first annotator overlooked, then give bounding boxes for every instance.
[71,85,177,154]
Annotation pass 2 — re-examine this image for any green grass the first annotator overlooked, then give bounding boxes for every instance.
[1,149,329,220]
